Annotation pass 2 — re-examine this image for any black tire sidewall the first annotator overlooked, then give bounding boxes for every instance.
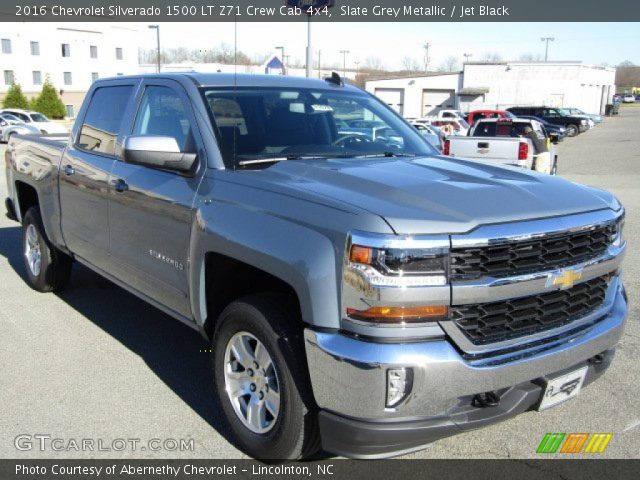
[212,299,308,460]
[22,208,55,291]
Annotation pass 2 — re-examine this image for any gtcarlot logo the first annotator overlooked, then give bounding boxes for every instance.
[14,434,195,452]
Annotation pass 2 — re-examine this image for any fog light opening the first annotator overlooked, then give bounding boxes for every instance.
[471,391,500,408]
[386,368,413,408]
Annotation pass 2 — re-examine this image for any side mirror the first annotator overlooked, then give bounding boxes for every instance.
[123,135,197,174]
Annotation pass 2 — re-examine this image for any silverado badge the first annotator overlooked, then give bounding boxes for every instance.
[546,268,583,290]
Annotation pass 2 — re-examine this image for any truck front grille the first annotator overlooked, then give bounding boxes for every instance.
[450,223,616,280]
[450,275,609,344]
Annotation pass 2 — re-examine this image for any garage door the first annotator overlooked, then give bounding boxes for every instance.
[375,88,404,115]
[422,89,455,116]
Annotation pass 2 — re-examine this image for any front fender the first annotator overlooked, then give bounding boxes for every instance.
[189,200,341,330]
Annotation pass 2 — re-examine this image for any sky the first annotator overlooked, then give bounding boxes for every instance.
[135,22,640,70]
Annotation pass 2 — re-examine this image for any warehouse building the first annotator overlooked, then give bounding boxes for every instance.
[365,61,616,117]
[0,23,139,118]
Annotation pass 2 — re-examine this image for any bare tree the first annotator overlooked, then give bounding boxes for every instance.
[618,60,635,67]
[480,52,503,62]
[440,56,461,72]
[518,52,543,62]
[363,56,385,71]
[401,56,420,72]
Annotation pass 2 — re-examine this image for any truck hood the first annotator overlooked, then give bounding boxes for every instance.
[241,156,618,234]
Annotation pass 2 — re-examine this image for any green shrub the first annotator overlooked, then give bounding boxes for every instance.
[2,83,29,109]
[30,78,66,119]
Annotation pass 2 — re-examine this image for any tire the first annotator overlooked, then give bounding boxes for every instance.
[212,293,320,460]
[565,124,579,137]
[22,207,72,292]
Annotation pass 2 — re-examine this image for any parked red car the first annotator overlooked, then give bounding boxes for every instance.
[466,109,516,125]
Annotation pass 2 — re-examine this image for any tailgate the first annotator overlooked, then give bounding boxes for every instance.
[446,137,532,169]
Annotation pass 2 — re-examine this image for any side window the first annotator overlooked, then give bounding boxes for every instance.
[132,86,195,153]
[78,85,133,156]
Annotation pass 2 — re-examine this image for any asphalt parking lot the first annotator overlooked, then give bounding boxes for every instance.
[1,106,639,460]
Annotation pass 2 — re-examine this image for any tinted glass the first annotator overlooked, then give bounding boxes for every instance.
[132,86,195,153]
[203,87,436,165]
[78,85,133,156]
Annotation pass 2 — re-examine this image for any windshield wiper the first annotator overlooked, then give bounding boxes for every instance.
[237,155,331,166]
[352,152,416,158]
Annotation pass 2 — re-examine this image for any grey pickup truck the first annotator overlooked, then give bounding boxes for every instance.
[4,73,627,460]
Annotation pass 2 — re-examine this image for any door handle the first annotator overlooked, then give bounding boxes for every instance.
[113,178,129,193]
[63,164,75,176]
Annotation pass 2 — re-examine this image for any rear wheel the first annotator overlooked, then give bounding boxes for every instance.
[212,293,320,460]
[565,124,579,137]
[22,207,72,292]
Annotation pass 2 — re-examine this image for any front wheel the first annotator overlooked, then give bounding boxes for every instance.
[212,294,320,460]
[565,124,579,137]
[22,207,72,292]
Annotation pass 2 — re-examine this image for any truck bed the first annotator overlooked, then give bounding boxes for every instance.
[445,136,533,169]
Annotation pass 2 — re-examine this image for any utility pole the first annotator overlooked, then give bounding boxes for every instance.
[340,50,350,78]
[148,25,160,73]
[423,42,430,73]
[354,61,360,79]
[305,15,312,77]
[275,46,285,73]
[541,37,554,62]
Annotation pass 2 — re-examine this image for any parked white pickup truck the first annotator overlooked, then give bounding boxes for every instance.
[443,118,558,174]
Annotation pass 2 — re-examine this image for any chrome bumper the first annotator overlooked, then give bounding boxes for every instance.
[304,279,627,421]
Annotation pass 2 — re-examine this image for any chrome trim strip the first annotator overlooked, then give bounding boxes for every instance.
[450,208,622,248]
[451,243,625,304]
[444,274,622,355]
[350,231,450,250]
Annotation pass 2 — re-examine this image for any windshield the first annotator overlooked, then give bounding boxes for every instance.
[30,113,49,122]
[201,87,436,166]
[1,114,22,124]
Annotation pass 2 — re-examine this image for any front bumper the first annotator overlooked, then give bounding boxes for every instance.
[304,281,627,458]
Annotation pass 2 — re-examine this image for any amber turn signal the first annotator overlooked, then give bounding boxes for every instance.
[347,305,448,323]
[349,244,373,264]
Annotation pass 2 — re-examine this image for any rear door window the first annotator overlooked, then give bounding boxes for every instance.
[78,85,134,156]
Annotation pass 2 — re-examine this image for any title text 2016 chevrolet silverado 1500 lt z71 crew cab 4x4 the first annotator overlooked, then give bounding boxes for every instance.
[4,74,627,460]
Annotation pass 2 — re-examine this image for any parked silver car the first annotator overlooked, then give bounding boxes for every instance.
[0,114,40,143]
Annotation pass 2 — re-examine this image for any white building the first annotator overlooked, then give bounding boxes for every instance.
[0,23,140,117]
[365,62,616,117]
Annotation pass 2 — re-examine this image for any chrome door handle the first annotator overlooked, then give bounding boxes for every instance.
[63,164,75,176]
[113,178,129,193]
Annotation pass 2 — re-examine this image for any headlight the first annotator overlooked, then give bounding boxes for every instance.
[581,119,587,125]
[342,232,450,327]
[612,217,625,248]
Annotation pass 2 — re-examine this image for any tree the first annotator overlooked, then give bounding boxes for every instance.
[618,60,635,67]
[30,77,66,119]
[518,52,543,62]
[401,56,420,72]
[480,52,503,62]
[440,56,461,72]
[363,56,385,71]
[2,83,30,109]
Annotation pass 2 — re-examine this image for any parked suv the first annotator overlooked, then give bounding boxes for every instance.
[506,106,589,137]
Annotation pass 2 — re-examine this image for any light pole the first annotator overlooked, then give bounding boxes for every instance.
[340,50,349,78]
[148,25,160,73]
[541,37,554,62]
[317,50,321,78]
[463,53,472,63]
[354,61,360,78]
[423,42,430,72]
[275,46,285,73]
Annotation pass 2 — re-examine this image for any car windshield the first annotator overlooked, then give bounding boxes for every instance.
[201,87,436,166]
[1,114,22,124]
[30,113,49,122]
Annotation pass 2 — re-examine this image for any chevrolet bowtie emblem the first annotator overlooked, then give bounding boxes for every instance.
[546,268,583,290]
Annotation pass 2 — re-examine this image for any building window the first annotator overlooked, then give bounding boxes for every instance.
[1,39,11,54]
[4,70,15,85]
[115,47,123,60]
[64,72,72,85]
[91,72,99,82]
[65,105,75,118]
[61,43,71,57]
[90,45,98,58]
[33,71,42,85]
[30,41,40,56]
